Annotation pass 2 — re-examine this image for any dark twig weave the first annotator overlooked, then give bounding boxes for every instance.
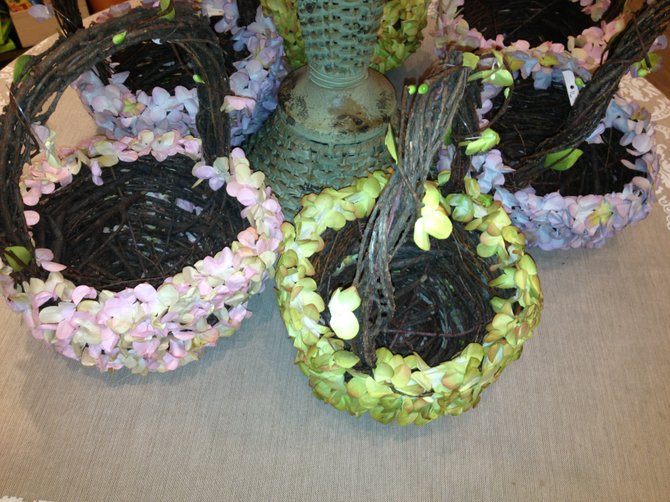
[460,0,626,46]
[0,5,243,291]
[508,0,670,186]
[315,55,487,369]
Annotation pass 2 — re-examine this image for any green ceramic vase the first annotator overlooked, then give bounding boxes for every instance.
[248,0,397,219]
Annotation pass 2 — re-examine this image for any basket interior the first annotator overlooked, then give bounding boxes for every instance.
[107,17,247,93]
[31,154,245,292]
[460,0,594,46]
[526,129,639,196]
[489,81,640,195]
[313,219,511,368]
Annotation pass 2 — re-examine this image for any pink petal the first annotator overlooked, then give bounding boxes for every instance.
[169,340,186,358]
[25,210,40,226]
[42,261,67,272]
[134,283,157,303]
[230,147,246,160]
[55,321,75,340]
[236,186,259,206]
[35,248,54,261]
[133,339,160,357]
[72,285,96,305]
[163,353,179,370]
[223,95,256,112]
[22,190,41,207]
[632,133,652,154]
[194,165,215,178]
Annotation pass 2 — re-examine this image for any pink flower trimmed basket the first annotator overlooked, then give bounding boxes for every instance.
[0,4,283,373]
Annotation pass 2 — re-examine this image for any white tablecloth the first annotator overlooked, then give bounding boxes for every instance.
[1,31,670,502]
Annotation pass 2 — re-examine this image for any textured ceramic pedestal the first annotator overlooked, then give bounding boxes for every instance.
[248,0,396,218]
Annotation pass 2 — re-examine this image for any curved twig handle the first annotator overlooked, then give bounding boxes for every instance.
[0,4,230,264]
[514,0,670,182]
[351,54,470,367]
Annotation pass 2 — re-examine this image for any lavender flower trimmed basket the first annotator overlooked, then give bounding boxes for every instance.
[70,0,287,147]
[441,0,669,250]
[0,5,283,373]
[462,96,659,250]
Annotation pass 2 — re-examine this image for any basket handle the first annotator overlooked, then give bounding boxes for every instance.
[513,0,670,180]
[0,3,231,254]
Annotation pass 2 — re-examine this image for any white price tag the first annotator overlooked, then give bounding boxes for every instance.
[562,70,580,106]
[205,6,226,17]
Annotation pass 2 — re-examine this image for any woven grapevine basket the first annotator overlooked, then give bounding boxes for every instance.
[0,5,283,373]
[451,90,660,250]
[443,0,669,250]
[275,57,543,424]
[276,172,543,424]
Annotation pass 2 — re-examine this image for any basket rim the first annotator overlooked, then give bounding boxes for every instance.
[1,146,283,374]
[458,96,660,250]
[435,0,636,86]
[75,0,287,146]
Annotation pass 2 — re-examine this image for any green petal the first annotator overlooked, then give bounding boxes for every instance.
[365,377,392,398]
[385,124,398,163]
[374,362,394,382]
[462,52,480,69]
[485,69,513,86]
[12,55,32,84]
[413,218,430,251]
[391,364,411,389]
[423,210,453,240]
[112,31,127,45]
[346,377,367,398]
[333,350,360,369]
[328,286,361,312]
[329,311,359,340]
[3,245,32,271]
[544,148,583,171]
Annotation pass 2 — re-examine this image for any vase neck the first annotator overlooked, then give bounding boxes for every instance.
[298,0,384,89]
[308,66,368,88]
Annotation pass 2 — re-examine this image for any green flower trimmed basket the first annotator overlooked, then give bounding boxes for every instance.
[274,57,543,424]
[276,172,543,424]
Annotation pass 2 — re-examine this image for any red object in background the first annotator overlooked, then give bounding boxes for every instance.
[5,0,33,13]
[87,0,127,13]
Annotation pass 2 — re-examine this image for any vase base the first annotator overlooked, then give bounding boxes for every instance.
[247,66,397,219]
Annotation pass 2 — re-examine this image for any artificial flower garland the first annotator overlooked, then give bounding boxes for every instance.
[260,0,430,72]
[445,96,660,250]
[74,0,287,146]
[435,0,666,89]
[1,128,283,373]
[276,171,543,425]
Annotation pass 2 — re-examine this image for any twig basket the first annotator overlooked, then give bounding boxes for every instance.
[445,0,669,250]
[476,91,657,249]
[0,6,283,373]
[275,58,543,425]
